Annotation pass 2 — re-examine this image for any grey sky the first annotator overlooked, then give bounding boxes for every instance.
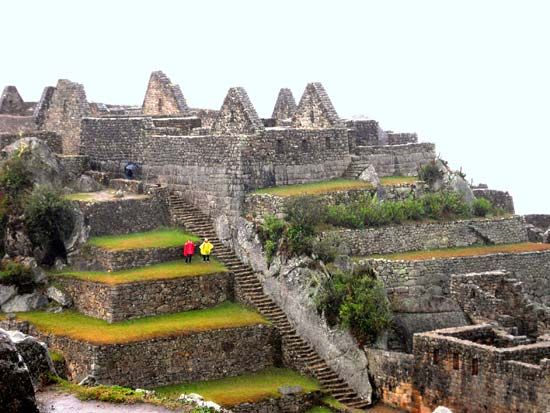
[2,0,548,214]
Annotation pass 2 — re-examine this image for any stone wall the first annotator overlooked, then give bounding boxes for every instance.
[73,191,170,236]
[412,325,550,413]
[0,115,36,134]
[473,188,515,214]
[57,155,90,183]
[292,83,342,129]
[142,71,189,116]
[0,86,27,115]
[0,131,62,153]
[22,324,280,387]
[232,391,322,413]
[57,272,233,322]
[328,216,527,256]
[525,214,550,230]
[364,250,550,308]
[69,245,181,272]
[354,143,436,176]
[41,79,91,154]
[271,88,297,122]
[386,132,418,146]
[365,348,414,411]
[346,119,387,147]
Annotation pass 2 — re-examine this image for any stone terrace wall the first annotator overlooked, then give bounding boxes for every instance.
[329,216,527,256]
[57,272,233,322]
[243,128,350,189]
[386,132,417,146]
[57,155,90,183]
[473,188,515,214]
[346,120,386,147]
[355,143,436,176]
[69,245,181,271]
[232,391,322,413]
[74,193,170,237]
[0,131,62,153]
[524,214,550,230]
[365,250,550,308]
[13,323,280,387]
[412,326,550,413]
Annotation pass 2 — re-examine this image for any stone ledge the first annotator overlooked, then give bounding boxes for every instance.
[56,272,233,322]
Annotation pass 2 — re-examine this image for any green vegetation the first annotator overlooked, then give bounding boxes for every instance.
[471,197,493,217]
[49,350,65,363]
[253,179,374,197]
[48,375,192,411]
[367,242,550,261]
[418,160,444,186]
[15,302,268,344]
[315,268,392,344]
[306,407,333,413]
[88,228,199,251]
[0,261,34,292]
[155,368,320,407]
[63,193,97,202]
[24,186,74,264]
[55,259,227,284]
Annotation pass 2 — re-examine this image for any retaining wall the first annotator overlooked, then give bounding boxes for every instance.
[329,216,527,256]
[57,272,233,322]
[354,143,435,177]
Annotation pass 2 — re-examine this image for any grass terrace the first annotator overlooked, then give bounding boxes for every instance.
[54,259,227,285]
[365,242,550,261]
[13,302,267,344]
[155,367,320,407]
[252,176,418,198]
[87,228,199,251]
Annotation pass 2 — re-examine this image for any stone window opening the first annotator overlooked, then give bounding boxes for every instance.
[158,98,163,112]
[325,136,331,149]
[310,110,315,124]
[433,349,439,365]
[230,109,236,123]
[453,352,460,370]
[302,139,309,152]
[276,139,284,154]
[62,100,68,114]
[472,358,479,376]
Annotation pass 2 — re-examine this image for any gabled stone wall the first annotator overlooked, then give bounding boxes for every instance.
[142,71,189,116]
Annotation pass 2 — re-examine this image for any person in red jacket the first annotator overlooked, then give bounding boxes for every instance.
[183,240,195,264]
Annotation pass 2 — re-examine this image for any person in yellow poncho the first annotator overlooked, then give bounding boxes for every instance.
[199,238,214,262]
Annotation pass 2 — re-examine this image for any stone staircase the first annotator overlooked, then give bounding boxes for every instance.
[168,193,370,410]
[342,156,369,179]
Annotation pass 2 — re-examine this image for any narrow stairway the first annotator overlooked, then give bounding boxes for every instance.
[342,156,369,179]
[168,193,370,410]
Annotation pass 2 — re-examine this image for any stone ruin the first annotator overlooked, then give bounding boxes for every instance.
[1,70,548,413]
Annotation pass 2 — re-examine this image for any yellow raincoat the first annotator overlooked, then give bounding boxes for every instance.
[199,241,214,256]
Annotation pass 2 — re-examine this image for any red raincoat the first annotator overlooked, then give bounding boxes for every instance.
[183,241,195,257]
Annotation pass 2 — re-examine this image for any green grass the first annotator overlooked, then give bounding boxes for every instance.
[49,351,65,363]
[55,259,227,285]
[253,179,374,197]
[14,302,267,344]
[63,193,98,202]
[379,175,417,186]
[88,228,200,251]
[155,367,320,407]
[48,375,191,411]
[365,242,550,261]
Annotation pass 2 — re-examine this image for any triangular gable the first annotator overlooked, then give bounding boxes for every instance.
[271,88,297,120]
[142,71,189,116]
[33,86,56,127]
[292,82,341,128]
[211,87,264,135]
[0,86,25,115]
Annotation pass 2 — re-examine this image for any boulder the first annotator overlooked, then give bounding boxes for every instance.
[2,137,61,187]
[64,206,89,253]
[0,331,39,413]
[46,286,72,307]
[20,257,47,284]
[72,174,103,193]
[358,164,380,187]
[449,174,475,204]
[2,329,55,388]
[0,285,17,306]
[1,292,48,313]
[544,228,550,244]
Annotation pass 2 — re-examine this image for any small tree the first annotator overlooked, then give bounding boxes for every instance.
[24,186,75,265]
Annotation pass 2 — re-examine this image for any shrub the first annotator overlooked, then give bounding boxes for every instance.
[285,196,326,234]
[326,204,364,229]
[24,186,75,265]
[471,197,493,217]
[0,156,33,210]
[285,224,314,257]
[418,161,444,186]
[311,233,342,263]
[0,261,34,292]
[258,214,287,263]
[316,269,393,344]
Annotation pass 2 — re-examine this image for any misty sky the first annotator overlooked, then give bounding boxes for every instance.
[2,0,549,214]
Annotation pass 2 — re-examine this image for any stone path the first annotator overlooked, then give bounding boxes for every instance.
[37,390,176,413]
